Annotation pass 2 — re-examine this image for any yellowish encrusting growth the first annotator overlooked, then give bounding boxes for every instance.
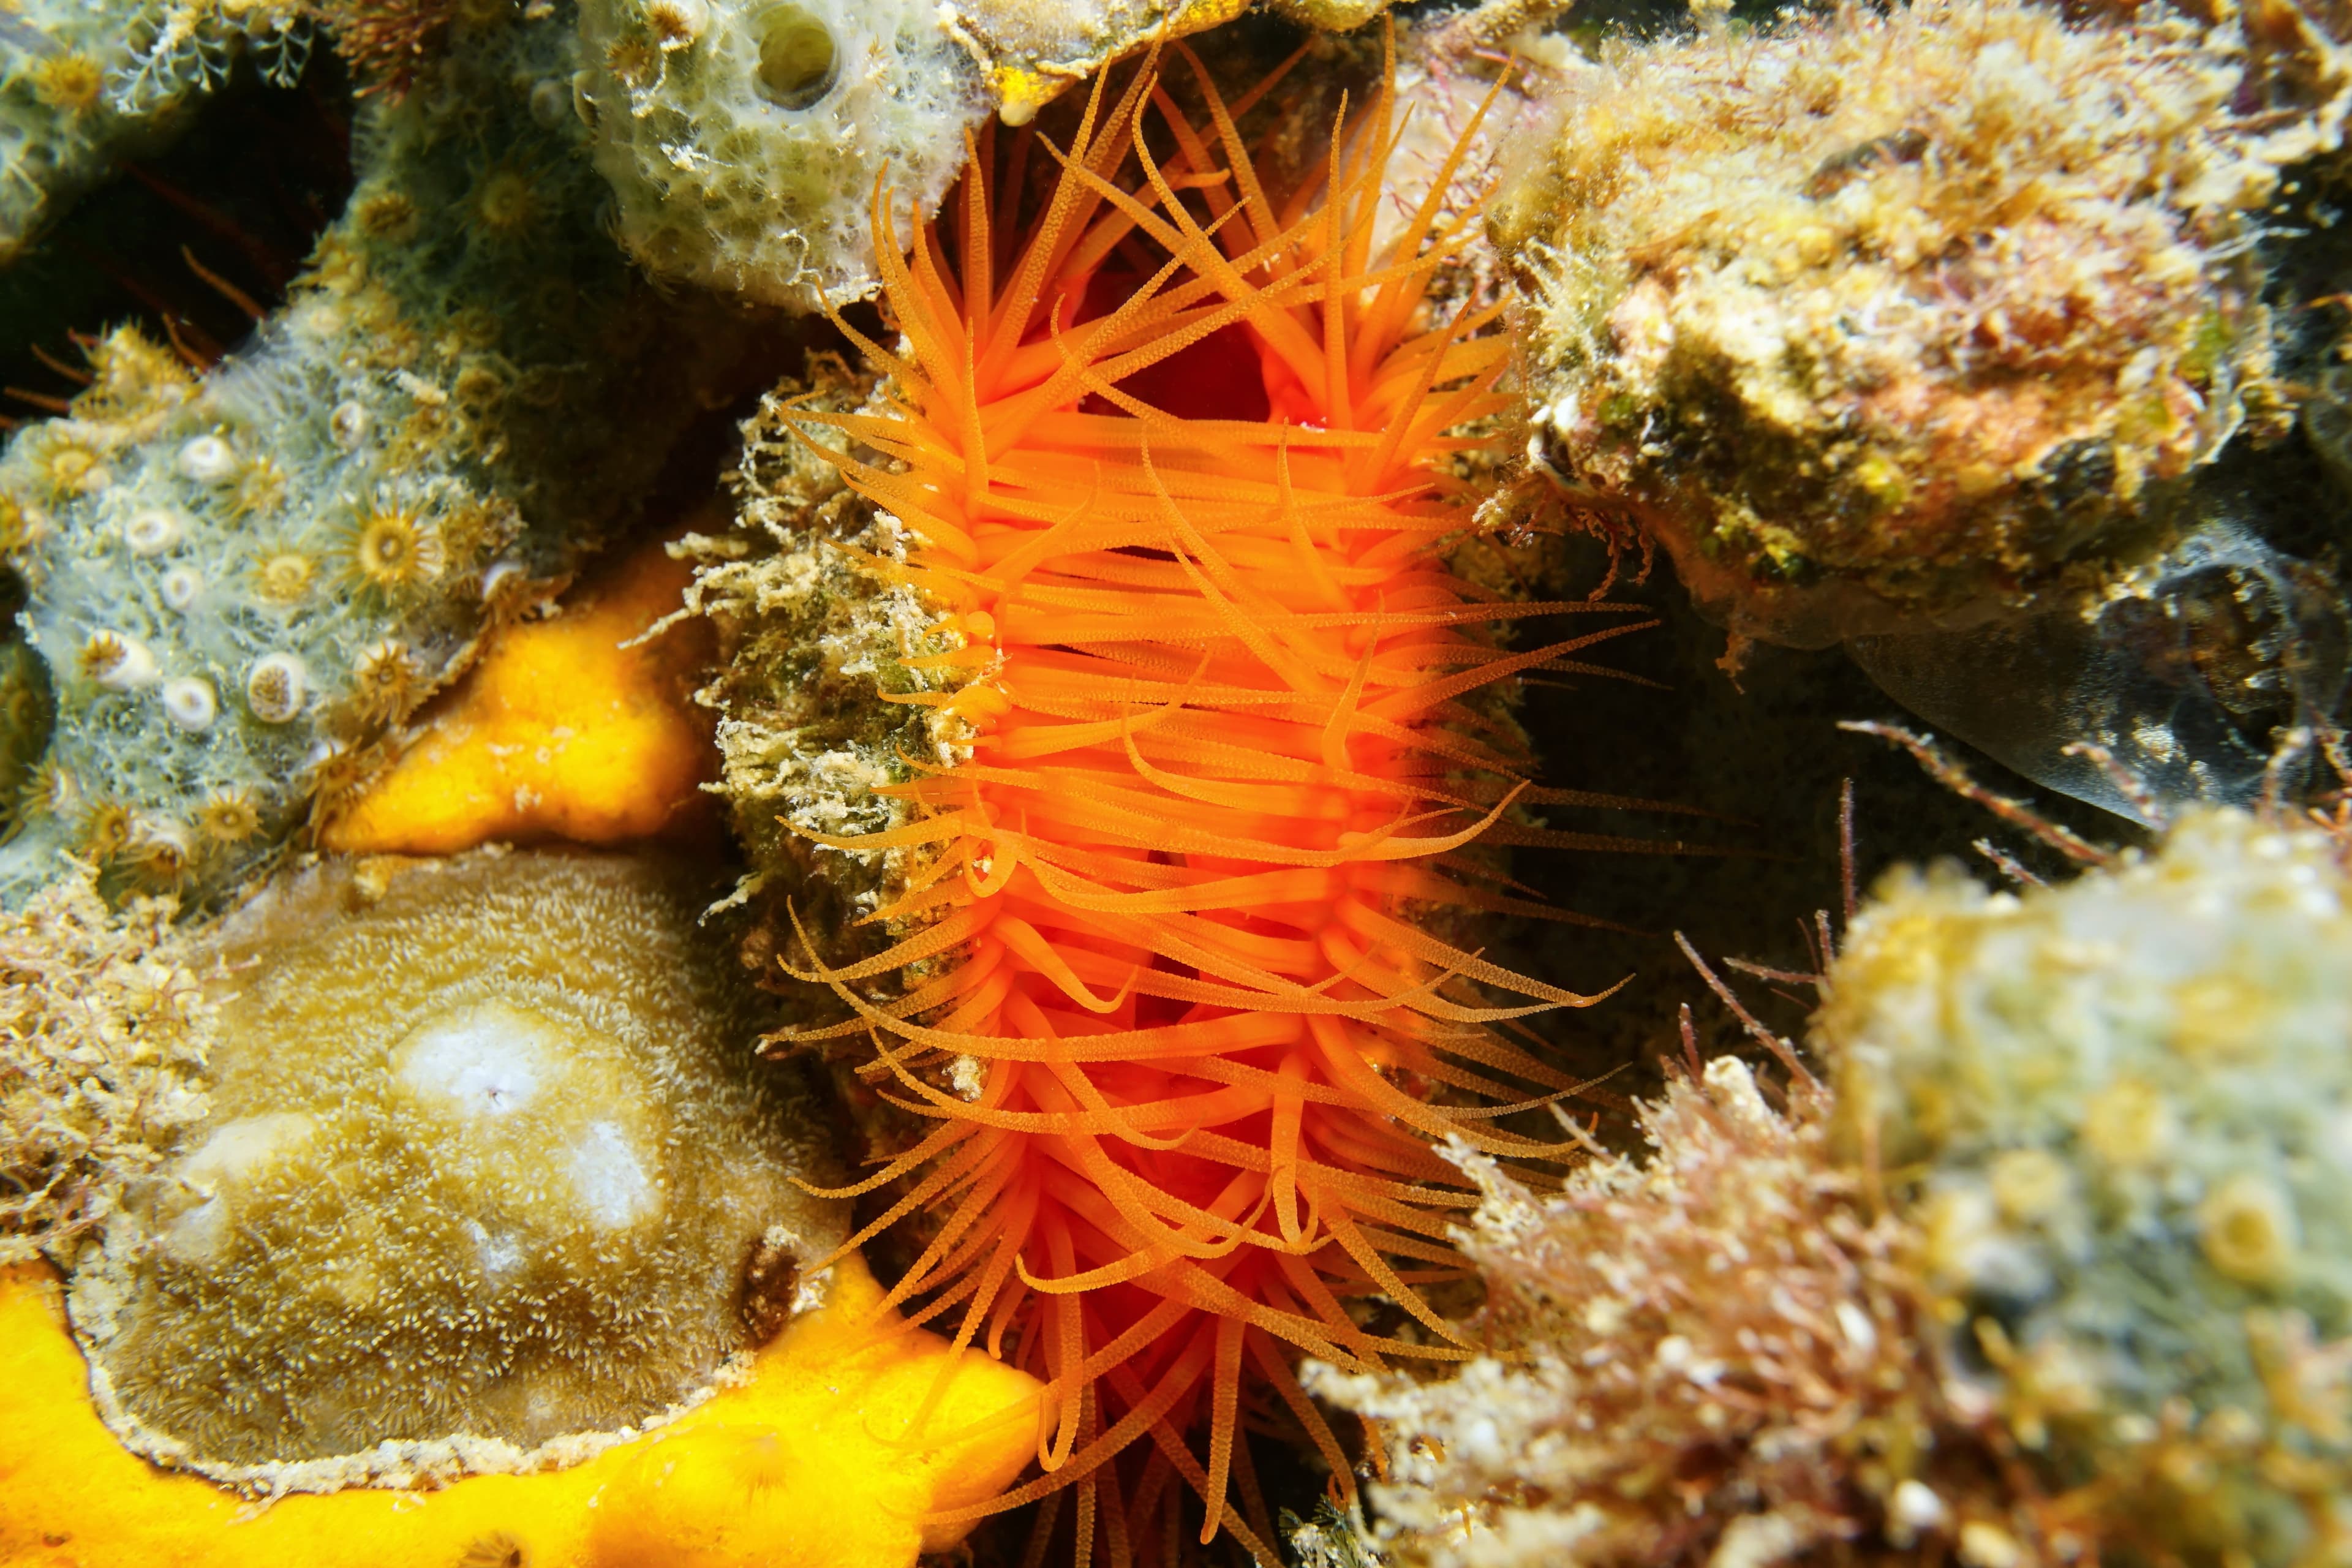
[0,1250,1044,1567]
[0,867,212,1262]
[1820,807,2352,1563]
[324,540,717,856]
[1501,0,2304,646]
[64,848,846,1493]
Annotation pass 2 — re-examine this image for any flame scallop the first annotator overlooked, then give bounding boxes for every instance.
[786,40,1642,1564]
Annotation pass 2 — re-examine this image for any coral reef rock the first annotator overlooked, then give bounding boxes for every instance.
[572,0,1427,305]
[0,0,308,257]
[1501,0,2298,648]
[946,0,1252,126]
[1823,805,2352,1565]
[64,848,845,1496]
[1325,808,2352,1568]
[0,6,737,906]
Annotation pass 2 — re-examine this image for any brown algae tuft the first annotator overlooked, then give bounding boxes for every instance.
[0,866,213,1262]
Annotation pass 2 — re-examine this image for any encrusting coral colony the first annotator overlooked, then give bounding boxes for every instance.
[0,0,2348,1564]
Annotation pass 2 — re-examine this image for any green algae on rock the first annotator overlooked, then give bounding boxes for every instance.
[0,4,741,907]
[1823,806,2352,1564]
[64,847,845,1496]
[1499,0,2299,648]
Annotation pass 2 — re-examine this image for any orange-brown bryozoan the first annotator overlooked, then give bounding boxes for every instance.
[789,43,1649,1566]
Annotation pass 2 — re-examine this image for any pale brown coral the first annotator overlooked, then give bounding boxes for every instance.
[69,848,845,1494]
[315,0,457,96]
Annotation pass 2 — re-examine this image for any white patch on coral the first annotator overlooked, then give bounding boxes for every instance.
[394,1000,560,1120]
[565,1120,657,1229]
[464,1218,528,1281]
[158,1111,318,1264]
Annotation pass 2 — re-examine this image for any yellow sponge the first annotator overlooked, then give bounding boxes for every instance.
[0,1252,1041,1568]
[326,544,714,856]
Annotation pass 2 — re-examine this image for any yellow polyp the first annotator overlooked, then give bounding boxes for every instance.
[323,541,715,856]
[0,1252,1042,1568]
[991,66,1061,129]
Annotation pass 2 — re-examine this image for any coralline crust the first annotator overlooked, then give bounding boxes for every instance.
[64,847,846,1497]
[1499,0,2302,647]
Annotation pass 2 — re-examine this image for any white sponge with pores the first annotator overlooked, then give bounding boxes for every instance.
[576,0,989,309]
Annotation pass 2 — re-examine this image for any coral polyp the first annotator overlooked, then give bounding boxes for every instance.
[769,43,1638,1556]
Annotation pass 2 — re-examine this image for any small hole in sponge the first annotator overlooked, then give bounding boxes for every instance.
[755,4,838,110]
